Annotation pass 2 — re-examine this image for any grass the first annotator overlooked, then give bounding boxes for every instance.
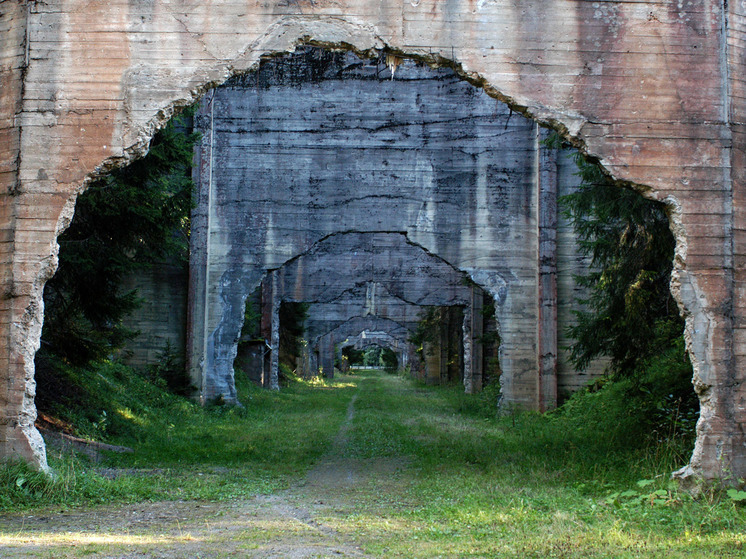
[1,363,355,509]
[0,365,744,557]
[326,372,745,557]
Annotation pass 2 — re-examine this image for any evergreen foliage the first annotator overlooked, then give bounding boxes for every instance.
[279,302,310,356]
[342,346,365,365]
[39,109,198,365]
[561,153,684,379]
[278,302,310,377]
[561,148,698,447]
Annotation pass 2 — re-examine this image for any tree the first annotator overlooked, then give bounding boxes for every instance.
[40,110,198,365]
[562,153,684,379]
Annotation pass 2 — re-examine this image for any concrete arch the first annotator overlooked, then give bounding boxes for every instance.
[305,294,420,346]
[313,315,414,376]
[0,3,741,480]
[254,231,487,394]
[318,316,413,347]
[187,53,562,419]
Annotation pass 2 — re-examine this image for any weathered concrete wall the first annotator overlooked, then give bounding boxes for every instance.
[189,51,543,410]
[119,263,188,369]
[0,1,46,468]
[275,233,474,308]
[263,232,482,386]
[0,0,741,480]
[304,293,421,344]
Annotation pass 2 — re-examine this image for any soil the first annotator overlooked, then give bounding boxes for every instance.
[0,392,408,558]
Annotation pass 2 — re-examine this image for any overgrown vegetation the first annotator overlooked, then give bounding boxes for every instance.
[36,109,199,409]
[559,145,698,449]
[3,362,352,510]
[40,110,198,366]
[2,369,742,557]
[562,152,684,379]
[278,302,310,375]
[339,372,744,558]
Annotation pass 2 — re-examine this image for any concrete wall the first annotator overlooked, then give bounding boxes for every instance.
[188,50,543,409]
[0,1,741,481]
[119,263,188,369]
[258,231,484,389]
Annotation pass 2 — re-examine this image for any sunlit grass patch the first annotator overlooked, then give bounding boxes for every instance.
[0,367,743,558]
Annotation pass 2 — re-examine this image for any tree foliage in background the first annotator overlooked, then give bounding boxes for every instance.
[409,307,440,357]
[40,110,199,366]
[342,346,365,366]
[562,153,684,379]
[278,302,310,376]
[561,149,698,445]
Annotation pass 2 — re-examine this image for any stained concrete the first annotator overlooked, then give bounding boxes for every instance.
[0,1,743,480]
[256,231,485,392]
[188,50,570,412]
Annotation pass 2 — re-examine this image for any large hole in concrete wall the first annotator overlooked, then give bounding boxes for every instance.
[34,45,698,469]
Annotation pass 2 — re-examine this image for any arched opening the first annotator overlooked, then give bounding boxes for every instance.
[31,44,699,486]
[228,230,490,392]
[2,10,733,484]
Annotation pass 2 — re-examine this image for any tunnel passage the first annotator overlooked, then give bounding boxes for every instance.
[337,332,407,373]
[188,47,602,412]
[316,316,413,377]
[1,0,740,479]
[241,232,489,393]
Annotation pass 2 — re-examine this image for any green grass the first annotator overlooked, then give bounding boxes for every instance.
[1,363,355,509]
[1,365,744,557]
[325,371,746,557]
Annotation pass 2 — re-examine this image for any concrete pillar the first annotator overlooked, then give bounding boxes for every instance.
[186,92,215,399]
[393,350,404,371]
[423,341,440,384]
[320,335,335,378]
[297,339,311,379]
[439,309,449,384]
[464,288,484,394]
[269,271,280,391]
[537,127,559,411]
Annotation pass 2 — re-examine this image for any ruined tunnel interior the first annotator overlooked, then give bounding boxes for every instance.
[37,45,696,466]
[4,1,744,550]
[176,46,617,410]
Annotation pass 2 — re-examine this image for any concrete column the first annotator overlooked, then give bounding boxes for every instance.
[400,347,409,370]
[439,309,449,384]
[537,127,559,411]
[314,334,332,377]
[407,344,421,380]
[297,339,311,379]
[269,271,280,391]
[186,92,215,400]
[320,334,335,378]
[393,350,404,371]
[423,340,440,384]
[464,288,484,394]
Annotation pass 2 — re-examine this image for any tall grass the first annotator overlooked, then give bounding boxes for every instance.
[0,362,355,511]
[0,365,743,558]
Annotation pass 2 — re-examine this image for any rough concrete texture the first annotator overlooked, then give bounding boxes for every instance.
[188,50,586,414]
[304,292,422,345]
[119,263,188,369]
[0,1,742,480]
[259,231,482,390]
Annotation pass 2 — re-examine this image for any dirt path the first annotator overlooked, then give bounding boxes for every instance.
[0,389,409,558]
